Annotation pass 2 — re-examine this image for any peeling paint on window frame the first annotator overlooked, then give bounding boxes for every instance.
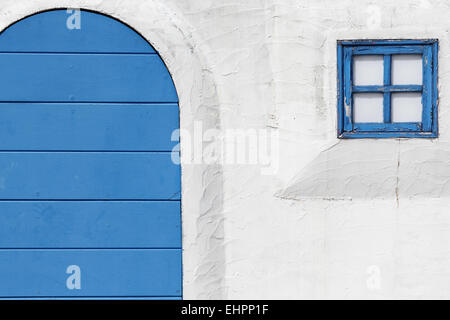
[337,39,439,139]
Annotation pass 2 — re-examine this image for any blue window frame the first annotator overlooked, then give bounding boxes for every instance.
[337,39,438,138]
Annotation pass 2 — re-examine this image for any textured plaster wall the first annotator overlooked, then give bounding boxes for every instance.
[3,0,450,299]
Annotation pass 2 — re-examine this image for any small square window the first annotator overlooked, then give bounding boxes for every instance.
[337,39,438,138]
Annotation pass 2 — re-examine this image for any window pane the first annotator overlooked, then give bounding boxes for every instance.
[392,92,422,122]
[392,55,422,85]
[353,93,384,123]
[353,55,384,86]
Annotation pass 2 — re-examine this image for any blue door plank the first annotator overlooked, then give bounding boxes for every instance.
[0,103,179,151]
[1,297,182,300]
[0,152,180,200]
[0,249,182,297]
[0,201,181,248]
[0,9,155,53]
[0,54,178,102]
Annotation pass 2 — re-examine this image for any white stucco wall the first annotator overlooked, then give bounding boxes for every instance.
[3,0,450,299]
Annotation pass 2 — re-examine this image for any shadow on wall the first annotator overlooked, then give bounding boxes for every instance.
[276,140,450,200]
[179,52,226,299]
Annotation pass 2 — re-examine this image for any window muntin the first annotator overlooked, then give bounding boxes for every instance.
[337,40,438,138]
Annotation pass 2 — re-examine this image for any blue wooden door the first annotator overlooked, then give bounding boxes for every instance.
[0,9,181,299]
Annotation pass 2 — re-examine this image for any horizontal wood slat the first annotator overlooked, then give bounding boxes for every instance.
[352,85,423,93]
[0,54,178,102]
[0,9,155,53]
[0,249,182,297]
[0,152,180,200]
[0,103,178,151]
[0,201,181,248]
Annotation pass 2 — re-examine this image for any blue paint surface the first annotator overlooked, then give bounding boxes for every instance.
[383,55,392,123]
[0,249,181,297]
[0,54,177,102]
[0,201,181,248]
[337,39,438,138]
[0,9,155,53]
[353,122,421,132]
[0,152,180,200]
[352,85,423,93]
[0,103,179,151]
[0,9,181,299]
[351,45,424,55]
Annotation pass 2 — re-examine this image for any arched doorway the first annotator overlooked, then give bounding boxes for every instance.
[0,9,181,299]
